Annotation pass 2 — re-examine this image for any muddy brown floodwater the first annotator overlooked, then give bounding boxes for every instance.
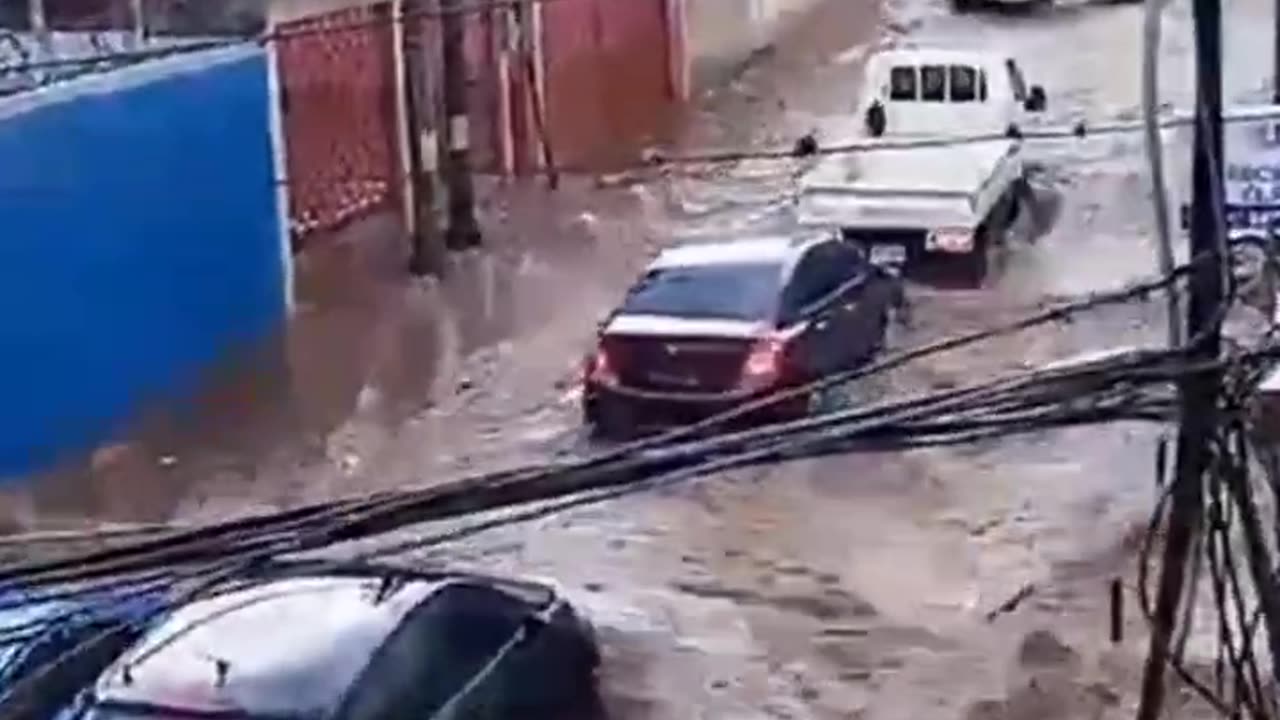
[4,0,1279,716]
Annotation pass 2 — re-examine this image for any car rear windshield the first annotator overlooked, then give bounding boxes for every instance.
[620,263,783,321]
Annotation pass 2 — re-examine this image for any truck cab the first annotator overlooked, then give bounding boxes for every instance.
[862,48,1045,139]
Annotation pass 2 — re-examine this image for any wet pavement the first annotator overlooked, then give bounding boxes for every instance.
[4,0,1280,716]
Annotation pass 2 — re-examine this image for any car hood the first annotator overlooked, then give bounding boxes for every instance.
[603,314,770,339]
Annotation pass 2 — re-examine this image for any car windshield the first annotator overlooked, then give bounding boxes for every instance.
[620,263,783,321]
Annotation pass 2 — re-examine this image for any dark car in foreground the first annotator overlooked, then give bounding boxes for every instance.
[0,584,166,720]
[60,560,599,720]
[582,234,899,436]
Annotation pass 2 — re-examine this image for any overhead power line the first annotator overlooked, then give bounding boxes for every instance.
[0,104,1276,195]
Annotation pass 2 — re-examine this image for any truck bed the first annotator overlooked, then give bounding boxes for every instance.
[796,139,1020,230]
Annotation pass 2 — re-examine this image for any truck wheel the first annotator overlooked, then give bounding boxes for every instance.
[965,247,989,288]
[585,397,631,441]
[1005,182,1027,226]
[964,230,995,288]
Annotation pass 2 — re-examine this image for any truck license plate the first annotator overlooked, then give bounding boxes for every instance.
[869,244,907,265]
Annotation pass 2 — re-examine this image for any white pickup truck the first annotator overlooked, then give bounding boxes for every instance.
[795,47,1047,286]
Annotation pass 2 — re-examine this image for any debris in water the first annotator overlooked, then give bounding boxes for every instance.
[985,583,1037,622]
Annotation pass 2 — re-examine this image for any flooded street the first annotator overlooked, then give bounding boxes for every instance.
[399,0,1279,716]
[3,0,1277,716]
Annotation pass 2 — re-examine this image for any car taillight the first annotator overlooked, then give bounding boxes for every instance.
[927,227,974,253]
[738,335,787,390]
[584,345,618,385]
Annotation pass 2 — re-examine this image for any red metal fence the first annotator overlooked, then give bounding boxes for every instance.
[540,0,674,173]
[274,4,401,249]
[268,0,679,251]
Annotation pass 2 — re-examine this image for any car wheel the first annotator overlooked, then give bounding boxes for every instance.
[585,397,631,441]
[872,309,890,355]
[952,0,977,13]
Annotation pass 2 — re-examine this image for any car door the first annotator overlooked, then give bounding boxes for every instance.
[780,246,846,378]
[334,584,527,720]
[826,242,889,367]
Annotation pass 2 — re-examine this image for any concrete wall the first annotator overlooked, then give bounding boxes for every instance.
[681,0,821,94]
[0,46,287,477]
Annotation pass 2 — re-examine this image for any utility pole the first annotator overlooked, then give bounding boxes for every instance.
[439,0,483,250]
[1141,0,1181,346]
[402,0,445,276]
[1135,0,1226,712]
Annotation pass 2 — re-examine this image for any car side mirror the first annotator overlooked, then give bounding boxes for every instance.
[1024,85,1047,112]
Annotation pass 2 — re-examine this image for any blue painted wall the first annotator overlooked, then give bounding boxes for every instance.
[0,47,286,477]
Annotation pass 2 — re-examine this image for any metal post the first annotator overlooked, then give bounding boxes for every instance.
[130,0,145,48]
[28,0,51,58]
[1141,0,1181,346]
[403,0,445,275]
[440,0,483,249]
[1135,0,1226,713]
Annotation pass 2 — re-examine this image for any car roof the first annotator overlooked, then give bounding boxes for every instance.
[89,573,534,718]
[647,235,830,272]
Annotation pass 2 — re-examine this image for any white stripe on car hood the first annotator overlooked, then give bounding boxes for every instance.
[604,314,768,339]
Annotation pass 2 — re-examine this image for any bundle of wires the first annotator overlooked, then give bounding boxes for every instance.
[1135,351,1280,720]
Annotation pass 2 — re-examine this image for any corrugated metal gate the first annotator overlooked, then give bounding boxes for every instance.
[463,9,502,174]
[540,0,673,173]
[274,3,400,249]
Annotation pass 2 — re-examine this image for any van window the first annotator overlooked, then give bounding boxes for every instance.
[920,65,946,102]
[888,66,917,100]
[949,65,977,102]
[978,70,988,101]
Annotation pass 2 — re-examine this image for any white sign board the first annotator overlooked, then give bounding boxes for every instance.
[1225,104,1280,231]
